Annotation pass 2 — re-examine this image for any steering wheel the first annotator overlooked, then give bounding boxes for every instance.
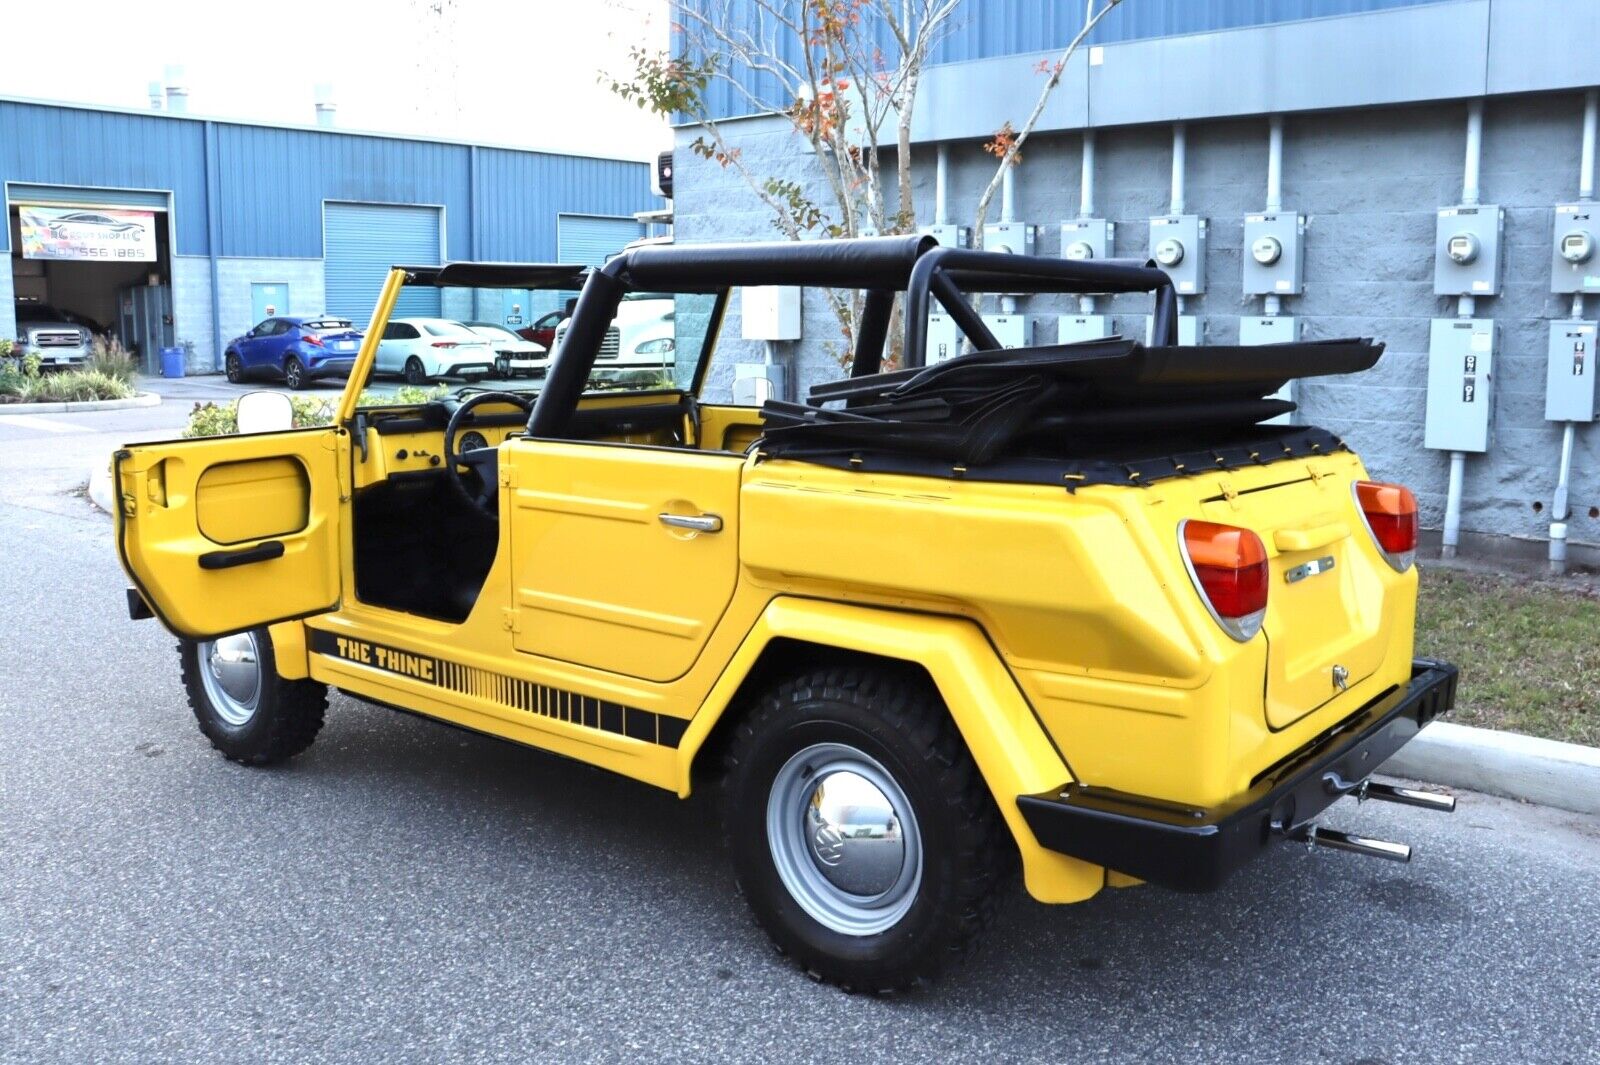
[443,391,534,513]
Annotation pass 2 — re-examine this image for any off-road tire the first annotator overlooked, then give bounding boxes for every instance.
[404,357,428,386]
[225,351,242,383]
[178,629,327,766]
[721,665,1011,992]
[284,356,307,390]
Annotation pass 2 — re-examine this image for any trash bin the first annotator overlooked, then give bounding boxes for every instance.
[160,346,185,379]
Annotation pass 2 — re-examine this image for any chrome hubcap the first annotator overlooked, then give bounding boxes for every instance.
[198,631,261,727]
[767,743,922,936]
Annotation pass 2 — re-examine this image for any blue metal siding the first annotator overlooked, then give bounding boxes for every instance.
[0,100,209,253]
[677,0,1446,121]
[0,99,655,262]
[324,202,443,319]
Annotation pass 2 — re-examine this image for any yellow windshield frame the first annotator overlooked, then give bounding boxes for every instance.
[334,267,407,425]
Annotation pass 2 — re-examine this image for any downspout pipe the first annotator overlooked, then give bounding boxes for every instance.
[934,143,950,226]
[1080,131,1096,314]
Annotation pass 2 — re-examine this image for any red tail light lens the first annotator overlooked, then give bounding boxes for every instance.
[302,333,324,347]
[1354,481,1417,571]
[432,340,459,348]
[1180,519,1269,642]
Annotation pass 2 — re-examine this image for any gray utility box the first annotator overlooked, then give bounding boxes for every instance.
[926,313,964,365]
[1239,315,1300,426]
[1145,315,1200,346]
[1434,205,1505,296]
[982,222,1035,255]
[1057,313,1111,343]
[1425,318,1496,452]
[920,223,970,250]
[1242,212,1305,296]
[1545,320,1599,422]
[733,362,787,405]
[1550,203,1600,294]
[1059,219,1114,263]
[1149,215,1207,295]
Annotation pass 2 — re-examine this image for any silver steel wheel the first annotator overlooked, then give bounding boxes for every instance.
[197,632,262,727]
[766,742,922,937]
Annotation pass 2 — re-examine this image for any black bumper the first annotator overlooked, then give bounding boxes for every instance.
[1018,658,1458,893]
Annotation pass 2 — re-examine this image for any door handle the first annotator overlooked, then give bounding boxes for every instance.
[198,540,286,570]
[658,512,723,533]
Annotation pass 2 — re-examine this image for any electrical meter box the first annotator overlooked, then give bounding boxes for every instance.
[926,314,964,364]
[982,223,1036,256]
[920,224,970,249]
[1145,315,1199,346]
[1148,215,1207,295]
[1059,219,1113,263]
[1242,212,1305,296]
[739,286,802,341]
[1057,314,1111,343]
[982,313,1033,348]
[1425,318,1496,452]
[1239,316,1300,425]
[1550,203,1600,294]
[1434,205,1504,296]
[733,362,787,404]
[1545,320,1599,422]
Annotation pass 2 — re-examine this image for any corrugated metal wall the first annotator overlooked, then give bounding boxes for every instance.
[323,203,443,320]
[676,0,1441,122]
[0,99,655,261]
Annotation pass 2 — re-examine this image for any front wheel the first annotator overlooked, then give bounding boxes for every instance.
[721,665,1011,992]
[284,356,307,390]
[404,356,428,386]
[178,628,327,765]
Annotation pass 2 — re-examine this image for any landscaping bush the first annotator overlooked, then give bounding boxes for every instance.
[22,370,134,404]
[89,336,139,386]
[182,385,449,437]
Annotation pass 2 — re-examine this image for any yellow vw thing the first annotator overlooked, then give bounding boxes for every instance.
[116,238,1457,991]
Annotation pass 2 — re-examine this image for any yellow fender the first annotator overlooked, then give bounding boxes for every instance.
[678,597,1105,904]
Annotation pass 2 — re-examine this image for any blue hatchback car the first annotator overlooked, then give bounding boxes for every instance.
[224,316,364,389]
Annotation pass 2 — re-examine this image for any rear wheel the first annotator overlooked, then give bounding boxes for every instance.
[178,628,327,765]
[284,356,307,390]
[225,352,242,383]
[721,665,1010,992]
[404,356,428,386]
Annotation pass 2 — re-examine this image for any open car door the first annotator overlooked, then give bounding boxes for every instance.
[115,427,343,639]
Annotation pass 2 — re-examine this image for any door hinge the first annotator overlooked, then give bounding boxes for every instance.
[499,467,517,488]
[501,608,521,634]
[1217,478,1240,509]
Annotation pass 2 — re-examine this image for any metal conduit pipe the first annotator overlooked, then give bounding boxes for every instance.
[1081,131,1097,314]
[1000,157,1017,313]
[1264,115,1285,317]
[1443,101,1485,559]
[1170,123,1187,215]
[1549,90,1598,572]
[935,144,950,225]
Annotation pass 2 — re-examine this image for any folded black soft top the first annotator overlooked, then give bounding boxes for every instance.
[757,336,1383,486]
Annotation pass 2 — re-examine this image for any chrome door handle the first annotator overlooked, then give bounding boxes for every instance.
[658,512,723,533]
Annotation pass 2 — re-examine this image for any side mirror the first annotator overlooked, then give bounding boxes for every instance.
[235,390,294,434]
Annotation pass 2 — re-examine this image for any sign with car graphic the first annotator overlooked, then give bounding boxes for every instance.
[18,206,158,261]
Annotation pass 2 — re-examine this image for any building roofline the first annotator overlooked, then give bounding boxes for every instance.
[0,93,660,166]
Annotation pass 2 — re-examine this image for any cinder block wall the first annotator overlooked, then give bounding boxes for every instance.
[674,93,1600,552]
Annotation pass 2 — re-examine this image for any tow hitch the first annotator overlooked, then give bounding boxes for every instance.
[1288,773,1457,864]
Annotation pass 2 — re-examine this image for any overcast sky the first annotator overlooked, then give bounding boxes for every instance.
[0,0,671,159]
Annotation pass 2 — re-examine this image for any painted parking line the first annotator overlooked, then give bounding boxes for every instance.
[0,414,87,434]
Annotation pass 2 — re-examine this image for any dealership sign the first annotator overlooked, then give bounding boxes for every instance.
[18,206,158,261]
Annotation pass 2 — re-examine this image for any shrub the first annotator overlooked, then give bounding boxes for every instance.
[89,336,139,386]
[22,369,134,404]
[0,360,25,401]
[182,385,450,437]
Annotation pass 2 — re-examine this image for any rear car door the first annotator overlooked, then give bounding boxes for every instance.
[376,322,417,372]
[115,428,343,639]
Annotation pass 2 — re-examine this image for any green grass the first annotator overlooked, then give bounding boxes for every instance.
[1414,566,1600,747]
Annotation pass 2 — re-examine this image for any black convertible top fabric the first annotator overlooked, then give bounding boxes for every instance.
[756,336,1383,486]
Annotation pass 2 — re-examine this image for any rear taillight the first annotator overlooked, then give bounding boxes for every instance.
[1180,519,1269,642]
[303,334,324,347]
[1354,480,1417,572]
[432,340,459,348]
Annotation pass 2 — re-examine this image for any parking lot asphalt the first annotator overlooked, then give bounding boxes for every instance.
[2,399,1599,1064]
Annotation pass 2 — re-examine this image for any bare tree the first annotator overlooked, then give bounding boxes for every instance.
[971,0,1123,246]
[606,0,960,358]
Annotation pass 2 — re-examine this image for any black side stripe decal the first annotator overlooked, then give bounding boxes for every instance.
[308,630,688,748]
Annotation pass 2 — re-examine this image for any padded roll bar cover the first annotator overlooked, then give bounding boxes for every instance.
[618,234,938,291]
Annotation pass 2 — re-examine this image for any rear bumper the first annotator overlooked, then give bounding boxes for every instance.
[306,356,356,378]
[441,361,494,378]
[1017,658,1459,893]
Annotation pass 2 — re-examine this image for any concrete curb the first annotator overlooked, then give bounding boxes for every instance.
[0,391,161,416]
[87,459,114,516]
[1386,721,1600,817]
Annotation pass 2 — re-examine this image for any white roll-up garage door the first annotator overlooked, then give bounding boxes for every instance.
[324,202,442,321]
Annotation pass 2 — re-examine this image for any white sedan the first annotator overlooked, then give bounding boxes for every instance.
[464,321,550,379]
[375,319,498,385]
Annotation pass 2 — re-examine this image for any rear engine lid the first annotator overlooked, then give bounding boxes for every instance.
[1200,473,1393,730]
